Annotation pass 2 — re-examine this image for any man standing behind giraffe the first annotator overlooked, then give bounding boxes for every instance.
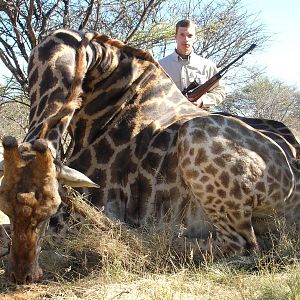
[159,19,225,110]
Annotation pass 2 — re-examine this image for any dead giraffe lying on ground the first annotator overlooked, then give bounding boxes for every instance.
[0,29,300,284]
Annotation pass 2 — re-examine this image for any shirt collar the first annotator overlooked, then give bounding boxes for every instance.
[173,49,194,61]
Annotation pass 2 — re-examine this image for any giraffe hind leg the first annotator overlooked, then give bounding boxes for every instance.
[177,118,261,257]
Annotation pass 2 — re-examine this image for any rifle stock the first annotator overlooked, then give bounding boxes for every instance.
[186,73,222,102]
[182,44,256,103]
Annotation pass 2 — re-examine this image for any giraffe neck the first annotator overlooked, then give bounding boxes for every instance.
[24,30,96,158]
[69,34,204,157]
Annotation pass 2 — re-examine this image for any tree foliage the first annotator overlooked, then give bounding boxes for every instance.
[220,76,300,134]
[0,0,268,92]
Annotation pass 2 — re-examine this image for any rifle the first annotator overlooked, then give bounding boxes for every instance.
[182,44,257,102]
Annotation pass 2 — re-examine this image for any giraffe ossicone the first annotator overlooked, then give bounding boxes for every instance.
[0,28,300,284]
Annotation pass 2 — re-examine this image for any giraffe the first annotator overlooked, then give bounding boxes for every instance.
[214,112,300,159]
[0,28,299,284]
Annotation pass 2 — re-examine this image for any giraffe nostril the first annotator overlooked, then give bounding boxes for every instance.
[25,274,32,283]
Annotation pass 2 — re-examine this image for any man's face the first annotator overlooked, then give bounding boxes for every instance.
[175,25,196,55]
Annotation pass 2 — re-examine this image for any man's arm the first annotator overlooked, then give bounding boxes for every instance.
[190,79,225,108]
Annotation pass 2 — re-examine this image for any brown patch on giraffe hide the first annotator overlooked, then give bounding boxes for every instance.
[40,66,59,98]
[206,184,214,193]
[206,126,220,137]
[169,187,180,201]
[95,138,115,164]
[214,157,226,168]
[75,149,92,173]
[90,168,107,189]
[189,148,195,156]
[28,67,38,90]
[269,189,281,201]
[225,200,241,210]
[141,151,162,176]
[219,171,230,188]
[154,190,172,217]
[178,124,188,137]
[211,141,225,155]
[160,152,177,183]
[29,102,37,123]
[200,175,210,183]
[185,169,199,180]
[255,182,266,193]
[152,131,171,151]
[227,117,255,136]
[241,182,251,194]
[205,164,218,176]
[230,159,247,176]
[47,130,59,141]
[128,174,152,221]
[215,199,222,205]
[191,129,207,143]
[109,121,134,147]
[38,39,61,63]
[217,189,227,198]
[268,181,281,191]
[181,157,191,169]
[111,146,134,184]
[229,180,242,199]
[195,148,208,164]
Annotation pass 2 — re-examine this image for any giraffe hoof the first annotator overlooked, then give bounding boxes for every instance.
[2,136,18,149]
[33,139,48,153]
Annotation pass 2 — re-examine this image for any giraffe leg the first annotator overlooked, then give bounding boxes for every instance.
[178,159,260,257]
[177,200,259,258]
[172,213,259,260]
[177,119,261,257]
[204,209,259,256]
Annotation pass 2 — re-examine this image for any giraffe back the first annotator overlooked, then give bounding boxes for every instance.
[214,112,300,159]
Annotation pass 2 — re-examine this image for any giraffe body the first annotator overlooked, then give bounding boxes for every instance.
[1,29,300,283]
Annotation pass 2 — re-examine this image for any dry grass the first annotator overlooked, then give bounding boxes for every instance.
[0,191,300,299]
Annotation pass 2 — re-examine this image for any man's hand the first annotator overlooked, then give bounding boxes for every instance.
[188,96,203,108]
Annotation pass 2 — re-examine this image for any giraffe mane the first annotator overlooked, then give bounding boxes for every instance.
[91,33,160,67]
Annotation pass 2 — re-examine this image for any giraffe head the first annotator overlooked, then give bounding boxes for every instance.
[0,136,98,284]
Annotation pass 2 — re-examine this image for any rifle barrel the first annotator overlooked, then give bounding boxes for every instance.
[218,43,257,76]
[182,43,257,96]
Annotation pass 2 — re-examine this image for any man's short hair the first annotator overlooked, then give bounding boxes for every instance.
[175,19,196,33]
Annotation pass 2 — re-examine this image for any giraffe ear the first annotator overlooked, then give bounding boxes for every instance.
[57,165,100,188]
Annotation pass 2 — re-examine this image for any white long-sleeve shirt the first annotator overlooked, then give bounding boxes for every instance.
[159,51,225,108]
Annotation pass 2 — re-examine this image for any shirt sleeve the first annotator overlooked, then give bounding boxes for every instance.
[200,78,226,108]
